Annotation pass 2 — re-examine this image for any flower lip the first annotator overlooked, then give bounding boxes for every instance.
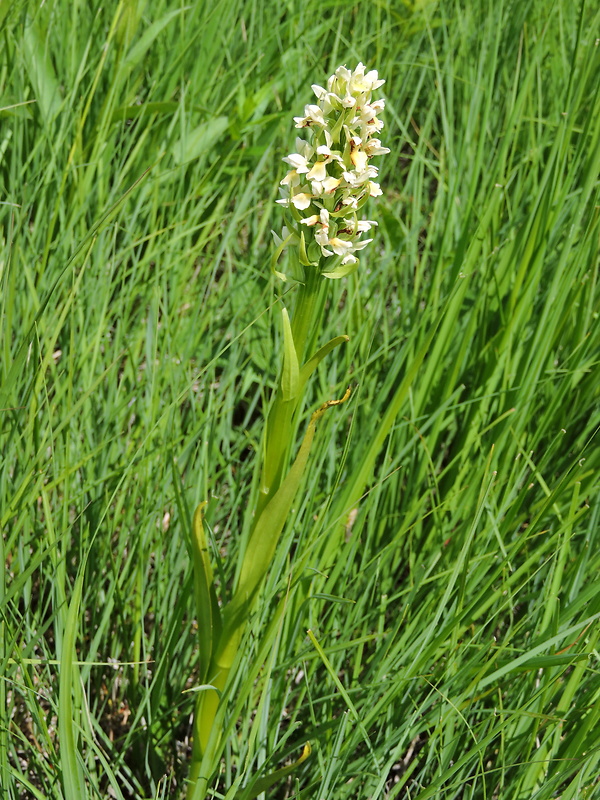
[291,193,313,210]
[307,161,328,182]
[350,147,368,172]
[280,170,300,188]
[320,176,341,193]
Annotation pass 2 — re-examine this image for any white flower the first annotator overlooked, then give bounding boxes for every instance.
[318,208,330,226]
[356,220,378,232]
[328,237,354,256]
[364,139,390,157]
[305,145,343,194]
[320,176,341,193]
[330,65,352,89]
[342,166,378,187]
[335,65,352,81]
[314,209,332,255]
[283,153,311,173]
[315,228,330,250]
[315,209,330,234]
[351,238,373,251]
[280,169,301,187]
[349,63,385,94]
[365,117,384,135]
[316,143,340,158]
[294,104,326,128]
[311,84,340,113]
[308,165,341,196]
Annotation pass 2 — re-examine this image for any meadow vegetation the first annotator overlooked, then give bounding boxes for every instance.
[1,0,599,798]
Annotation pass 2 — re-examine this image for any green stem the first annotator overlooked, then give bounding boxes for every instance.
[186,660,231,800]
[255,267,327,520]
[290,266,328,364]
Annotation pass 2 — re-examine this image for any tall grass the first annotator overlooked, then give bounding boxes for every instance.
[1,0,599,798]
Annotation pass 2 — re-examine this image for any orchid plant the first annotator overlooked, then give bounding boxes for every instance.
[186,63,388,799]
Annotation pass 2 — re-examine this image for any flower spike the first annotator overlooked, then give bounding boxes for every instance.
[275,63,389,278]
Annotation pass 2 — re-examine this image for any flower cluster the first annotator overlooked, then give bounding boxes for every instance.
[274,63,389,279]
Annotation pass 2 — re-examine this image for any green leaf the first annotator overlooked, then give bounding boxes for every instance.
[270,230,295,281]
[192,502,221,680]
[183,683,222,695]
[280,307,299,402]
[307,629,380,769]
[173,116,230,165]
[59,570,86,800]
[122,8,186,74]
[220,389,351,658]
[109,101,181,124]
[299,334,349,388]
[21,19,62,123]
[321,259,360,279]
[298,230,317,266]
[235,743,311,800]
[495,653,590,672]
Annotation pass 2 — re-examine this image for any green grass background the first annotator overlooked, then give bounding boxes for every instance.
[1,0,599,797]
